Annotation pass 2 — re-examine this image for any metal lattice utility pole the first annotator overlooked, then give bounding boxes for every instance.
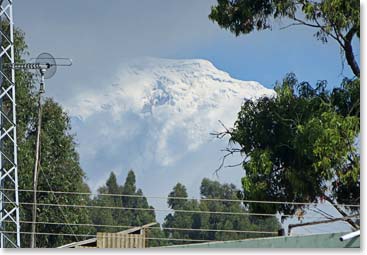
[0,0,20,248]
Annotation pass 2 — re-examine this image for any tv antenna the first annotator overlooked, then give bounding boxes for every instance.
[11,52,72,92]
[9,53,72,248]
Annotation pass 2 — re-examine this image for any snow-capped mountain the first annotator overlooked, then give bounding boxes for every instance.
[69,58,273,120]
[65,58,274,217]
[67,58,274,167]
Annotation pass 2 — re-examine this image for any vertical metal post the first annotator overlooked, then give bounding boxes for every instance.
[0,0,20,248]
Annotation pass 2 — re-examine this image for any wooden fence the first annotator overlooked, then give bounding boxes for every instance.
[96,232,145,248]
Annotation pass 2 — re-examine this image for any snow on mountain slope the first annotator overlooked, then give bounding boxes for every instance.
[66,58,274,169]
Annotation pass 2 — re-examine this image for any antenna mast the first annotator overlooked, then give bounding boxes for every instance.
[8,53,70,248]
[0,0,20,248]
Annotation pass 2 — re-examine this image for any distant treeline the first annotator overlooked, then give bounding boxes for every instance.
[90,170,281,247]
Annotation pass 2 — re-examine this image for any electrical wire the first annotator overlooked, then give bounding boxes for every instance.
[39,169,80,242]
[9,201,350,219]
[11,220,278,235]
[0,188,361,207]
[0,231,215,243]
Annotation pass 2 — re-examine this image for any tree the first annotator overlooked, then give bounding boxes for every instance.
[5,25,94,247]
[105,172,123,222]
[216,74,359,227]
[209,0,360,230]
[163,183,200,245]
[18,98,95,248]
[91,170,166,247]
[209,0,360,77]
[90,172,121,233]
[33,99,94,247]
[163,180,280,245]
[199,178,279,240]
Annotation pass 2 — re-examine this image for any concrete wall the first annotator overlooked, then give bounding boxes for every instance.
[164,232,360,248]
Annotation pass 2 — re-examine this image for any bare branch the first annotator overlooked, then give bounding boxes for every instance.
[291,11,344,50]
[291,1,359,76]
[220,148,241,153]
[292,16,321,29]
[343,26,360,77]
[224,162,243,168]
[279,22,305,30]
[214,152,233,177]
[210,120,233,139]
[214,148,244,177]
[218,120,231,133]
[288,214,359,235]
[323,195,359,230]
[210,131,228,139]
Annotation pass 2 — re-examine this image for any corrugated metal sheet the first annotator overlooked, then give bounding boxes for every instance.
[163,232,360,248]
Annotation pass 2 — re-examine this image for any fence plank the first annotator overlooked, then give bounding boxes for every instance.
[96,232,145,248]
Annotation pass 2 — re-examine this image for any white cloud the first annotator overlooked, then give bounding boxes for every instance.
[64,58,274,211]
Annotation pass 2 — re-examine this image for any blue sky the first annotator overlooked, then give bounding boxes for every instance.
[13,0,359,232]
[14,0,358,96]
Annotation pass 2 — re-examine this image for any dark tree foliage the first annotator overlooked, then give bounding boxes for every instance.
[90,170,167,247]
[90,172,121,233]
[209,0,360,77]
[163,183,200,245]
[7,27,94,247]
[225,74,359,221]
[209,0,360,230]
[163,179,280,245]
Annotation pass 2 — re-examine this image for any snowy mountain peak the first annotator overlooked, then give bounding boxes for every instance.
[67,58,274,168]
[67,58,274,122]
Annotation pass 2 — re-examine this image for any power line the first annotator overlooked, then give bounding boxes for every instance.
[15,201,279,217]
[1,188,361,208]
[287,214,359,236]
[10,201,360,219]
[11,220,278,235]
[39,169,80,242]
[0,231,214,243]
